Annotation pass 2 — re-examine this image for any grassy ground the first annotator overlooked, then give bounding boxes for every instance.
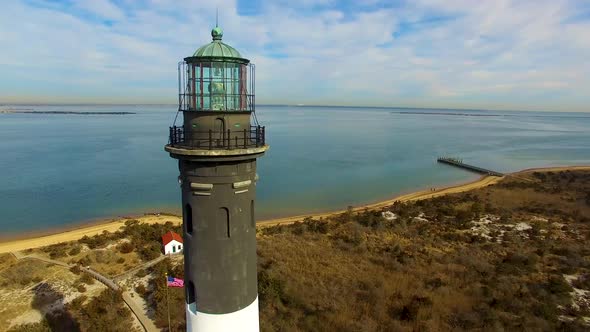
[139,169,590,331]
[254,170,590,331]
[0,259,108,330]
[3,169,590,331]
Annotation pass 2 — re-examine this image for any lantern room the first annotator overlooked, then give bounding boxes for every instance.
[178,26,254,112]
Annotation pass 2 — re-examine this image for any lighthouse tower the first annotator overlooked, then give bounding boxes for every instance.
[165,25,268,331]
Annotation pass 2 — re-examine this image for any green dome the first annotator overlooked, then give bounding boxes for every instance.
[192,26,242,59]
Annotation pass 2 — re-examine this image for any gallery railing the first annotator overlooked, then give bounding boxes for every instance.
[168,125,265,150]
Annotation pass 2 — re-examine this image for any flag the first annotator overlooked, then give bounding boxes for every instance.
[167,276,184,288]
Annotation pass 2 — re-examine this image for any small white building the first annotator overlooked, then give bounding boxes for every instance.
[162,231,183,255]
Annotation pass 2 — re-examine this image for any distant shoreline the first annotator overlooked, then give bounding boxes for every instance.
[1,164,589,253]
[392,111,502,117]
[2,103,590,114]
[0,110,136,115]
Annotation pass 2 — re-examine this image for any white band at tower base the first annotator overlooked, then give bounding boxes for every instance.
[186,296,259,332]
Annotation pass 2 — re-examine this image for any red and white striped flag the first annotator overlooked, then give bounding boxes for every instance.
[167,276,184,288]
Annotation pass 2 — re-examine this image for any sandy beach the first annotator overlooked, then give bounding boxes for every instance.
[1,165,588,254]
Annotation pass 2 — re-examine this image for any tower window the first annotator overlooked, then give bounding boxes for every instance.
[218,207,230,238]
[187,280,196,304]
[185,204,193,234]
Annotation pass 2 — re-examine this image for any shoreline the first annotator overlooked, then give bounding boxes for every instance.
[1,165,589,253]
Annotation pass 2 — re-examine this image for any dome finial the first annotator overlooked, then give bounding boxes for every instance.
[212,8,222,40]
[211,26,223,41]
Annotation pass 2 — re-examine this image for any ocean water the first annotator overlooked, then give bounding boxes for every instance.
[1,105,589,234]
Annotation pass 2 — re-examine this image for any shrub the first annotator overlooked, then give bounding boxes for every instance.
[290,221,306,235]
[261,225,285,236]
[572,273,590,290]
[332,222,364,247]
[94,250,117,264]
[497,252,538,275]
[454,209,472,226]
[137,242,162,261]
[69,295,87,310]
[471,202,484,217]
[117,242,134,254]
[78,232,112,249]
[258,270,289,305]
[77,284,87,293]
[546,275,573,294]
[77,256,92,266]
[135,284,147,296]
[43,243,68,259]
[7,320,51,332]
[73,289,134,331]
[79,273,95,285]
[69,265,81,275]
[135,269,147,278]
[68,245,82,256]
[304,218,329,234]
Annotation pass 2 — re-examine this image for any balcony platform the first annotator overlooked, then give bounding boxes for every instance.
[165,144,269,161]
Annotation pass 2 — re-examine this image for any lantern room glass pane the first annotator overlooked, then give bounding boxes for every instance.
[181,60,251,112]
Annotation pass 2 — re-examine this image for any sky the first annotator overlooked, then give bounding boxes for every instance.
[0,0,589,111]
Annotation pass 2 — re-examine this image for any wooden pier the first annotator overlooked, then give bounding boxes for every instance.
[437,157,504,177]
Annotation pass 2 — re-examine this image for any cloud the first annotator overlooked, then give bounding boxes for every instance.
[75,0,126,21]
[0,0,588,111]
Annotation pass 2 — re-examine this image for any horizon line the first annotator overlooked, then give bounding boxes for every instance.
[1,102,589,114]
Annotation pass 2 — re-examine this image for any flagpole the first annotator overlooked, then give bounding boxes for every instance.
[165,272,171,332]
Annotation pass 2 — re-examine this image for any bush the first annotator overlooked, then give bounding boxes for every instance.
[69,295,87,310]
[69,265,81,275]
[77,256,92,266]
[471,202,484,218]
[68,245,82,256]
[454,209,472,226]
[7,320,52,332]
[77,284,87,293]
[43,243,68,259]
[572,273,590,290]
[546,275,573,294]
[94,250,117,264]
[332,222,364,247]
[304,218,329,234]
[261,225,286,236]
[135,284,147,296]
[497,252,538,275]
[290,221,306,235]
[117,242,134,254]
[73,289,134,331]
[78,233,112,249]
[258,270,289,305]
[0,260,46,287]
[137,243,162,261]
[79,273,95,285]
[135,269,147,278]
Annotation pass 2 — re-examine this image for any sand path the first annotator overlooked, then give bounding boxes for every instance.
[1,165,588,253]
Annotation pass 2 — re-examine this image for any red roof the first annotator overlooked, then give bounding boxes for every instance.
[162,231,183,245]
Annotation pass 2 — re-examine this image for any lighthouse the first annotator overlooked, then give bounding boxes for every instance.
[165,25,268,331]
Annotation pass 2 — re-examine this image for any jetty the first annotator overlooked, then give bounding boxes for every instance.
[437,157,504,177]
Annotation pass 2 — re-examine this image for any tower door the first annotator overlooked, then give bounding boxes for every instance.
[215,118,225,147]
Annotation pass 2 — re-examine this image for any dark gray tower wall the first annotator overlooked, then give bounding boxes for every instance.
[182,111,253,149]
[180,157,259,314]
[183,111,251,132]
